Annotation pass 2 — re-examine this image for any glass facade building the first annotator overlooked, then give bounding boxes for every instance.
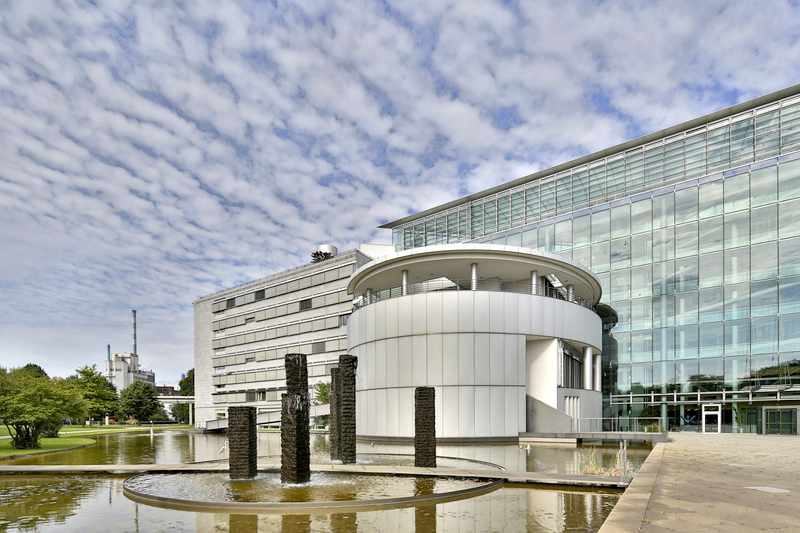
[384,84,800,434]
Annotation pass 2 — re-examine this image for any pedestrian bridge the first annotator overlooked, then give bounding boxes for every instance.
[204,403,330,432]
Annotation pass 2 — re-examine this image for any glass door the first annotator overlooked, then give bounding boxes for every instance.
[702,404,721,434]
[765,409,798,435]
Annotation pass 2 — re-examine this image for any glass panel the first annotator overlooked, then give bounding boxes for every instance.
[708,125,730,170]
[675,222,698,258]
[724,247,750,284]
[699,180,723,219]
[780,275,800,315]
[497,196,511,230]
[471,204,483,237]
[675,359,698,392]
[699,251,723,288]
[555,219,572,252]
[572,246,590,269]
[610,237,631,270]
[511,190,526,226]
[607,158,625,197]
[631,298,652,330]
[644,145,664,188]
[756,109,780,159]
[491,235,506,245]
[506,232,522,246]
[653,227,674,262]
[724,319,750,356]
[610,269,631,301]
[675,325,698,359]
[483,199,497,234]
[521,228,537,248]
[525,186,539,221]
[591,241,610,272]
[675,290,698,325]
[778,158,800,201]
[616,361,632,393]
[572,170,588,209]
[538,224,554,253]
[610,204,630,238]
[751,165,777,207]
[597,272,610,301]
[631,362,652,393]
[630,198,652,233]
[631,232,653,266]
[751,353,779,387]
[730,117,754,163]
[699,322,723,358]
[653,328,675,362]
[724,355,749,391]
[625,151,644,193]
[751,279,778,317]
[653,294,675,328]
[751,316,778,354]
[631,331,652,362]
[675,256,699,292]
[780,313,800,352]
[685,132,707,178]
[697,357,723,391]
[653,360,675,389]
[724,283,750,320]
[664,140,685,185]
[723,172,749,213]
[589,165,606,203]
[675,186,698,223]
[653,261,674,296]
[779,197,800,239]
[751,242,778,281]
[631,265,652,299]
[723,211,749,249]
[652,193,674,229]
[751,204,778,244]
[780,236,800,277]
[540,181,555,218]
[698,287,724,323]
[782,102,800,151]
[591,210,610,243]
[614,301,631,333]
[698,216,723,253]
[555,175,571,214]
[573,215,591,247]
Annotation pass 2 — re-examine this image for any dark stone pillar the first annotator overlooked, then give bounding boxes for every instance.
[228,406,258,479]
[329,367,341,462]
[414,387,436,468]
[281,353,311,484]
[339,354,358,465]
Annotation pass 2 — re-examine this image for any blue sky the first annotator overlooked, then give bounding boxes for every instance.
[2,0,800,385]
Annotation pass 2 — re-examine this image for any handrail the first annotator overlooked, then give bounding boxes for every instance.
[544,417,665,433]
[353,279,595,311]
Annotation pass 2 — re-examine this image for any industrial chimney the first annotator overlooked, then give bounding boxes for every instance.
[132,310,137,355]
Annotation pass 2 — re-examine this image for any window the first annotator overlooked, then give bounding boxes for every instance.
[340,314,350,326]
[255,289,265,300]
[245,357,255,363]
[245,317,255,324]
[311,342,326,354]
[226,298,235,309]
[299,298,312,311]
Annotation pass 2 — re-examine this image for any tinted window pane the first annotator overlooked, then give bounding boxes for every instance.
[751,316,778,354]
[699,287,724,323]
[675,325,698,359]
[699,216,723,253]
[750,204,778,244]
[699,251,723,288]
[610,237,631,270]
[631,232,653,266]
[573,215,591,247]
[592,210,610,243]
[723,211,749,249]
[674,186,698,223]
[610,204,630,238]
[751,242,778,281]
[675,222,698,258]
[630,199,652,234]
[631,265,652,299]
[699,322,723,358]
[724,247,750,284]
[751,280,778,317]
[723,173,749,212]
[780,276,800,315]
[779,197,800,239]
[779,237,800,277]
[778,158,800,201]
[610,269,631,301]
[750,165,777,207]
[725,283,750,320]
[780,313,800,352]
[675,256,699,292]
[699,180,723,219]
[724,319,750,356]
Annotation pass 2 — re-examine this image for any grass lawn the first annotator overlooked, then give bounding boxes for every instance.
[0,424,194,437]
[0,436,96,459]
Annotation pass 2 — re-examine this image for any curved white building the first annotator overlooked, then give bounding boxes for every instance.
[347,243,604,440]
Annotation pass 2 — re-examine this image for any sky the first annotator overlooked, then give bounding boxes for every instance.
[2,0,800,385]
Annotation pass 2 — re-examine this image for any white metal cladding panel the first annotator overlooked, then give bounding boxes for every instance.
[474,386,491,437]
[398,336,413,387]
[474,334,491,386]
[489,291,504,332]
[366,389,376,436]
[443,385,459,436]
[356,391,367,434]
[426,292,443,334]
[427,334,443,385]
[366,302,376,343]
[490,387,505,436]
[473,291,490,332]
[376,388,387,436]
[458,387,475,437]
[434,385,444,437]
[375,302,386,340]
[504,293,519,333]
[442,334,459,386]
[386,387,399,436]
[386,337,399,388]
[518,388,526,430]
[411,294,427,335]
[443,294,459,332]
[489,333,505,385]
[412,335,427,385]
[505,387,521,435]
[385,298,399,338]
[366,341,376,390]
[375,339,386,389]
[505,335,521,386]
[398,387,414,436]
[458,333,475,385]
[398,297,413,336]
[457,291,475,331]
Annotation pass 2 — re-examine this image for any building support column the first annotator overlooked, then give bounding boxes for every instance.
[583,346,593,390]
[471,263,478,291]
[530,270,538,295]
[594,353,602,392]
[567,285,574,302]
[402,270,408,296]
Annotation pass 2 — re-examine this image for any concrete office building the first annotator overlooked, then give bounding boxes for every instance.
[104,350,156,391]
[193,244,393,425]
[384,85,800,435]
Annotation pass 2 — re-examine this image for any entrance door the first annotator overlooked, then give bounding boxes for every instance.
[765,409,798,435]
[702,404,721,434]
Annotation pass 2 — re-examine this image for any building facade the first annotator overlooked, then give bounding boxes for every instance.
[383,84,800,434]
[104,351,156,391]
[193,244,393,426]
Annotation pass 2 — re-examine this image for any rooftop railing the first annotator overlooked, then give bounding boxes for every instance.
[353,279,595,311]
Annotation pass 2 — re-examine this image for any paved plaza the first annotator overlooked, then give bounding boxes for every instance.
[600,433,800,532]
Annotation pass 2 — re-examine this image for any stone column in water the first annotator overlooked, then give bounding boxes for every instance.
[339,354,358,464]
[329,367,341,462]
[414,387,436,468]
[281,353,311,484]
[228,406,257,479]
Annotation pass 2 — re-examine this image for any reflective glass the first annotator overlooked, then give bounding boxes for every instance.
[491,235,506,245]
[698,216,723,253]
[653,294,675,328]
[652,360,675,389]
[697,358,723,390]
[573,215,591,247]
[616,363,631,393]
[699,322,723,358]
[751,353,778,386]
[723,173,749,212]
[779,236,800,277]
[724,247,750,284]
[724,355,749,390]
[751,316,778,354]
[698,287,724,323]
[751,280,778,317]
[631,331,652,362]
[573,245,591,269]
[675,291,698,325]
[675,256,699,292]
[610,237,631,270]
[724,319,750,356]
[675,222,698,258]
[506,232,522,246]
[631,232,653,266]
[610,204,630,238]
[631,298,652,330]
[751,242,778,281]
[653,327,675,361]
[630,199,652,234]
[597,272,610,300]
[592,210,610,243]
[653,261,674,295]
[698,180,723,219]
[652,194,674,229]
[555,219,572,252]
[615,332,631,362]
[610,269,631,301]
[724,283,750,320]
[521,228,537,248]
[631,265,652,298]
[778,158,800,201]
[653,227,674,262]
[779,275,800,315]
[750,204,777,244]
[780,313,800,352]
[538,224,555,252]
[723,211,749,249]
[779,197,800,239]
[613,300,631,332]
[699,251,723,288]
[750,165,777,207]
[675,325,698,359]
[675,360,698,392]
[591,241,610,272]
[631,362,652,392]
[674,186,698,223]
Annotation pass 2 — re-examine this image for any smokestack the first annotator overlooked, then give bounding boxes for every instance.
[107,344,111,361]
[132,310,137,355]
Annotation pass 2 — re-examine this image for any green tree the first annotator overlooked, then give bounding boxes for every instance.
[119,381,160,421]
[311,381,331,428]
[65,365,119,420]
[171,369,194,422]
[0,371,87,449]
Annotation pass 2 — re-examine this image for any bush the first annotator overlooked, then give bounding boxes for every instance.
[40,420,62,438]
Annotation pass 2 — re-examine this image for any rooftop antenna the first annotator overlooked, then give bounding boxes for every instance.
[132,310,137,355]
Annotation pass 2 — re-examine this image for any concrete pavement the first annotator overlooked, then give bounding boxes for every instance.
[599,433,800,532]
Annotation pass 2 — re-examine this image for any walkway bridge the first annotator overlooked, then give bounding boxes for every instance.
[204,403,330,432]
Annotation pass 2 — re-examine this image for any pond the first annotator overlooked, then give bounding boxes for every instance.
[0,431,650,532]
